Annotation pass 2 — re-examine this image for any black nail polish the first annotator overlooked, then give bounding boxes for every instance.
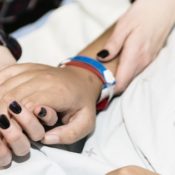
[9,101,22,114]
[0,115,10,129]
[97,49,109,59]
[38,107,47,118]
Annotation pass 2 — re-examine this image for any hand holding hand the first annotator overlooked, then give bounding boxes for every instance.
[0,63,102,145]
[0,62,58,167]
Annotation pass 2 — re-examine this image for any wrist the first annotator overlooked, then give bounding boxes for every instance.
[64,65,103,103]
[59,56,116,110]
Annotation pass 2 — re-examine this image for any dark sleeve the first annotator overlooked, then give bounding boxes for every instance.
[0,29,22,61]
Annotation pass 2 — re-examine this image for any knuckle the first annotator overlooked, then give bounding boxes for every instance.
[21,98,30,106]
[21,99,34,111]
[44,73,54,81]
[0,153,12,167]
[8,132,21,143]
[61,116,69,125]
[21,116,34,128]
[2,93,14,103]
[45,116,58,126]
[30,127,45,142]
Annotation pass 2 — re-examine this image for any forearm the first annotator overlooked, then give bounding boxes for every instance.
[75,25,118,99]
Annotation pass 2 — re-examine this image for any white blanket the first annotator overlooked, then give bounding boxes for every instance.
[1,0,175,174]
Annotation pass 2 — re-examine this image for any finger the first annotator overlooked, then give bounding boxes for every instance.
[0,115,31,156]
[0,71,38,100]
[115,38,143,93]
[0,63,48,85]
[8,101,45,141]
[34,106,58,126]
[0,77,46,104]
[42,107,95,144]
[0,138,12,167]
[97,22,130,61]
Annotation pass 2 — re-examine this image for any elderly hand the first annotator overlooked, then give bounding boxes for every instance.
[107,166,159,175]
[97,0,175,93]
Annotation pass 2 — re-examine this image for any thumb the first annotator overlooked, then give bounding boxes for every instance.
[42,107,96,145]
[97,24,129,62]
[115,43,140,94]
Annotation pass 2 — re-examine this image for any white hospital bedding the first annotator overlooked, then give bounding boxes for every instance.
[1,0,175,174]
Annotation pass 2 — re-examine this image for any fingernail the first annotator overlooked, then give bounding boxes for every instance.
[0,115,10,129]
[9,101,22,114]
[97,49,109,59]
[42,135,60,144]
[38,107,47,118]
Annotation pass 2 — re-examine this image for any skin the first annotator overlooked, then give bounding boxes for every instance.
[0,26,118,167]
[0,48,59,165]
[0,31,157,175]
[98,0,175,93]
[106,166,159,175]
[0,0,174,173]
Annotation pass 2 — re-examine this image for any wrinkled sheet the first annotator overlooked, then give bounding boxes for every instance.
[1,0,175,174]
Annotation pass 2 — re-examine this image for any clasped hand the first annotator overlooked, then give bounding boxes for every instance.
[0,63,101,167]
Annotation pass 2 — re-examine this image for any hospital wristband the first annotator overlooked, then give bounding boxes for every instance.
[59,56,116,111]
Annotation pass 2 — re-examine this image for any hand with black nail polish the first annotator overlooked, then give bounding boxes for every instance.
[0,112,31,167]
[97,0,175,94]
[0,63,101,145]
[0,99,58,168]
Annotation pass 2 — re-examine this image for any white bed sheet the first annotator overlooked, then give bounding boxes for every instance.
[1,0,175,174]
